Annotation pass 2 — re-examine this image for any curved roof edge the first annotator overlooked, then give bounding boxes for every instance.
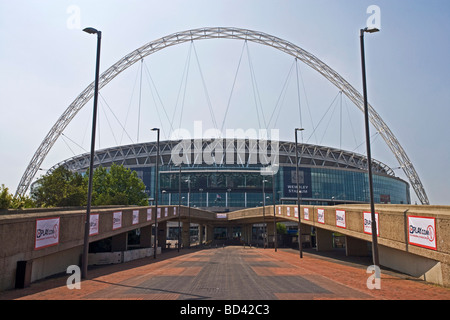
[50,139,395,177]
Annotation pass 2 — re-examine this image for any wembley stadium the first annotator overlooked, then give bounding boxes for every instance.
[50,138,411,211]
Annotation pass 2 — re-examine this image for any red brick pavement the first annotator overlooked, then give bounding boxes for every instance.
[0,247,449,300]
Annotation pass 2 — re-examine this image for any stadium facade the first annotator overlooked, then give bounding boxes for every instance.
[53,139,411,210]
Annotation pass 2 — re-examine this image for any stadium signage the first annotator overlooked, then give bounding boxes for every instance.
[408,216,437,250]
[89,213,99,235]
[363,211,379,236]
[35,217,60,249]
[336,210,346,228]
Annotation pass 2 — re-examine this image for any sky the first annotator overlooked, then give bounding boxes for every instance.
[0,0,449,205]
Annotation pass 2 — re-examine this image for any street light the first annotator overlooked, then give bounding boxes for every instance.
[151,128,160,259]
[81,27,101,280]
[185,178,191,248]
[295,128,304,259]
[262,179,268,248]
[360,27,380,267]
[272,174,277,252]
[178,165,181,252]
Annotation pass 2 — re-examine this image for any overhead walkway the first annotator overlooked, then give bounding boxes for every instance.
[1,203,449,291]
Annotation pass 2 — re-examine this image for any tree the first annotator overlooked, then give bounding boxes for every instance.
[89,164,148,206]
[0,184,13,209]
[1,184,35,209]
[276,222,287,235]
[31,166,86,207]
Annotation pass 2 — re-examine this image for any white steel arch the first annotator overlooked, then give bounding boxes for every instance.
[16,27,429,204]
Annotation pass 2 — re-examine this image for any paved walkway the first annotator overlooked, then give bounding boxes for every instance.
[1,246,449,300]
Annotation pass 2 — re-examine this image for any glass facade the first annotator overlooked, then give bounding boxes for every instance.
[132,164,410,209]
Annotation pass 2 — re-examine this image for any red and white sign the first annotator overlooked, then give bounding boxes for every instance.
[317,208,325,224]
[132,210,139,225]
[336,210,346,229]
[408,216,437,250]
[363,211,379,236]
[35,217,60,250]
[147,208,152,221]
[90,213,99,235]
[294,207,298,218]
[278,206,282,215]
[286,207,291,217]
[113,211,122,230]
[304,207,309,220]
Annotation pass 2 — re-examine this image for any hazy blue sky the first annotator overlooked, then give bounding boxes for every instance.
[0,0,449,205]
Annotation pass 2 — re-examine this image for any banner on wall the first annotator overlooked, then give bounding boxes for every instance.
[173,207,177,216]
[287,207,291,216]
[132,210,139,225]
[35,217,60,250]
[157,208,161,218]
[147,208,152,221]
[317,208,325,224]
[408,216,437,250]
[90,213,99,235]
[336,210,346,229]
[165,207,168,217]
[304,207,309,220]
[363,211,379,236]
[113,211,122,230]
[294,207,298,218]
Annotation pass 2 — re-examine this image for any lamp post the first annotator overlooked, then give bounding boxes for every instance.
[185,179,191,248]
[272,175,277,252]
[360,26,380,267]
[151,128,160,259]
[178,165,181,252]
[81,27,101,280]
[262,179,268,248]
[295,128,304,259]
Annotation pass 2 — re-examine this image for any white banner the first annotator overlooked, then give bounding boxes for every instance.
[408,216,437,250]
[165,207,168,217]
[90,213,99,235]
[336,210,346,229]
[304,207,309,220]
[113,211,122,230]
[147,208,152,221]
[317,208,325,224]
[363,211,379,236]
[294,207,298,218]
[35,217,60,250]
[132,210,139,225]
[173,207,177,216]
[286,207,291,216]
[278,206,281,215]
[157,208,161,218]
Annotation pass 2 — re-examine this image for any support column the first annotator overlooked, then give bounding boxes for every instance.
[345,236,370,257]
[157,221,167,250]
[111,232,127,252]
[199,224,204,244]
[315,228,334,251]
[206,225,214,243]
[140,225,153,248]
[182,221,190,248]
